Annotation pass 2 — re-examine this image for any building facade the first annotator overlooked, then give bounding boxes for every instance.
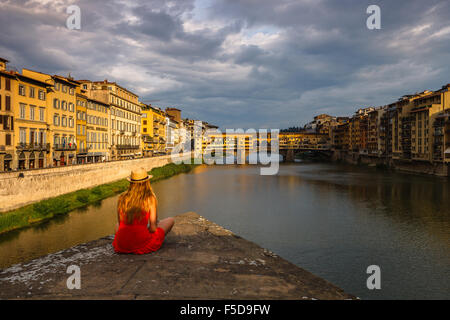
[86,98,110,162]
[12,70,52,170]
[75,90,88,164]
[0,58,15,171]
[79,80,141,160]
[22,69,79,167]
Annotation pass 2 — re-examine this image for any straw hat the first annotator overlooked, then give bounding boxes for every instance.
[127,168,153,183]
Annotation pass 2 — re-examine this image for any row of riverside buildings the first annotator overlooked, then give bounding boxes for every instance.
[0,57,217,172]
[332,85,450,164]
[286,84,450,166]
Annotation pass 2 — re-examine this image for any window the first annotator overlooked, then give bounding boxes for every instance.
[30,129,37,144]
[69,102,74,112]
[5,134,11,146]
[30,105,35,121]
[20,128,26,143]
[53,114,60,126]
[83,84,87,90]
[20,103,26,119]
[38,130,46,144]
[69,117,74,128]
[29,87,35,98]
[5,78,10,91]
[54,82,60,91]
[5,95,10,111]
[69,88,74,95]
[53,98,60,109]
[62,116,67,127]
[62,101,67,111]
[19,84,26,96]
[39,108,45,121]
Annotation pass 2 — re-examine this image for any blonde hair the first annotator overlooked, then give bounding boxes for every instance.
[118,180,157,224]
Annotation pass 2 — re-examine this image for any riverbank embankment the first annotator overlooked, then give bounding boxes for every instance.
[0,157,196,235]
[331,150,450,176]
[0,153,192,213]
[0,212,354,300]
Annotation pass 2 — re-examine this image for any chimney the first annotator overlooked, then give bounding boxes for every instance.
[0,57,9,71]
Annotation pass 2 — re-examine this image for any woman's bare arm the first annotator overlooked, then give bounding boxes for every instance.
[115,211,120,233]
[148,197,158,233]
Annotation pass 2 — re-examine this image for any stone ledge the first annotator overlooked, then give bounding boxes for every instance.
[0,212,355,300]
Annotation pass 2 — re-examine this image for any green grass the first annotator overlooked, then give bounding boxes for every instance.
[0,161,199,235]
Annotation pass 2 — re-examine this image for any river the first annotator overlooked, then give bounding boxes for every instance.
[0,163,449,299]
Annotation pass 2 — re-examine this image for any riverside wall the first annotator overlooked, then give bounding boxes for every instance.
[0,153,192,213]
[331,150,449,176]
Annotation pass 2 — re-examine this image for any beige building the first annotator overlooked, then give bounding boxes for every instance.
[85,97,110,162]
[79,80,141,160]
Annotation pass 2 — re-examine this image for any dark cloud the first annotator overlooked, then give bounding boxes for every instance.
[0,0,449,129]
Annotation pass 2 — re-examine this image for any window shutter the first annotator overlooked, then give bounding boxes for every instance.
[5,95,10,111]
[11,116,14,130]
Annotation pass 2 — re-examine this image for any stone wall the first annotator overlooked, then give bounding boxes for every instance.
[331,150,449,176]
[393,160,449,176]
[0,153,191,213]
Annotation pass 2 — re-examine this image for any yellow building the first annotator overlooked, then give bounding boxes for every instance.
[75,89,88,164]
[410,87,450,162]
[0,58,16,171]
[10,69,52,170]
[79,80,141,160]
[151,106,167,154]
[86,98,110,162]
[141,104,154,156]
[22,69,79,166]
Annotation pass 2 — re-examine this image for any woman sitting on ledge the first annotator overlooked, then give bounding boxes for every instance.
[112,168,174,254]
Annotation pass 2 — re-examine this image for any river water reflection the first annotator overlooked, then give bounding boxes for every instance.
[0,163,449,299]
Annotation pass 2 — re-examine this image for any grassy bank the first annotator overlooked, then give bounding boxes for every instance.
[0,161,199,235]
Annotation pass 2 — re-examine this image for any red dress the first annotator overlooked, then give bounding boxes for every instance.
[112,209,165,254]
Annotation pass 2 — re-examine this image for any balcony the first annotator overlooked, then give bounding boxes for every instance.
[17,143,51,151]
[54,143,76,151]
[116,144,140,150]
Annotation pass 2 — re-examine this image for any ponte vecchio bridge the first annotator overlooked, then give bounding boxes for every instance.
[201,131,332,162]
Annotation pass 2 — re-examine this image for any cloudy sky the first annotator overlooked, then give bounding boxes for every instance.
[0,0,449,129]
